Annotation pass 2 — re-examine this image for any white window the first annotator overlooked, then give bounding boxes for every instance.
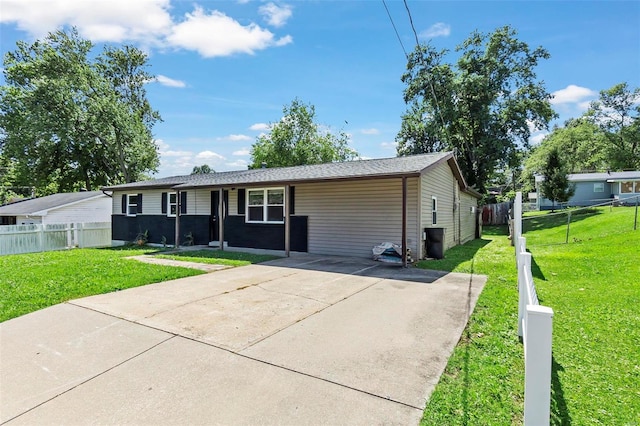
[432,196,438,225]
[167,193,177,217]
[127,194,139,216]
[247,188,284,223]
[593,182,604,193]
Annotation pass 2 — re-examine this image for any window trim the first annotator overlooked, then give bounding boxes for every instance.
[126,194,139,217]
[431,196,438,225]
[167,192,178,217]
[593,182,604,193]
[620,181,635,194]
[246,187,285,224]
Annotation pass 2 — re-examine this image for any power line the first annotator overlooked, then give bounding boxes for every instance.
[381,0,408,59]
[401,0,449,139]
[403,0,420,47]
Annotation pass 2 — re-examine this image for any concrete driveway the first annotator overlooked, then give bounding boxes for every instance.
[1,255,486,425]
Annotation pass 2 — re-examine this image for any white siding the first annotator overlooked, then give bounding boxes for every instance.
[459,192,478,244]
[16,215,42,225]
[113,189,211,216]
[189,189,211,215]
[141,190,164,215]
[228,190,238,216]
[44,196,112,224]
[421,161,457,252]
[295,178,420,258]
[112,191,124,215]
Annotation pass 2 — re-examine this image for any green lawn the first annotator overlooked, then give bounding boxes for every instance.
[419,206,639,425]
[155,249,280,266]
[0,247,280,323]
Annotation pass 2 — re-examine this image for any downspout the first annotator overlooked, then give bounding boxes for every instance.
[174,190,180,249]
[285,184,290,257]
[218,188,224,250]
[402,176,408,268]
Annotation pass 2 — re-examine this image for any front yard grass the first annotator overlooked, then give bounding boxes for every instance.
[155,249,280,267]
[418,207,640,424]
[0,247,203,322]
[0,247,280,323]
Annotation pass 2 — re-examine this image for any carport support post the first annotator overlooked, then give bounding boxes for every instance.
[174,190,180,249]
[285,184,290,257]
[218,188,225,251]
[402,176,407,267]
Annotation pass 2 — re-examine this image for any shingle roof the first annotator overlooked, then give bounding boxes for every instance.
[104,152,458,190]
[535,171,640,183]
[0,191,106,216]
[569,171,640,182]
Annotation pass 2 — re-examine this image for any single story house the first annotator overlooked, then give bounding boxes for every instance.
[535,171,640,210]
[104,152,482,261]
[0,191,112,225]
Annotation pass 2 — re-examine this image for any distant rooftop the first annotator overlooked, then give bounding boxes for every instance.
[0,191,106,216]
[535,171,640,183]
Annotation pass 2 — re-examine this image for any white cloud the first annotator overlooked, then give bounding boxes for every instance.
[155,74,186,88]
[227,159,249,168]
[530,132,549,145]
[233,148,251,156]
[259,3,292,28]
[1,1,292,58]
[361,128,380,135]
[380,141,397,149]
[157,138,191,157]
[196,150,225,161]
[419,22,451,39]
[217,134,252,142]
[551,85,597,105]
[167,6,292,57]
[250,122,271,131]
[0,0,172,42]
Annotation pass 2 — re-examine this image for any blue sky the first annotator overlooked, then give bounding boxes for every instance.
[1,0,639,177]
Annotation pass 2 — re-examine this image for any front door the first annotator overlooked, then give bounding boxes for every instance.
[210,190,228,242]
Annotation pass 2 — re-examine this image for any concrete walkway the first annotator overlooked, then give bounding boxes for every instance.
[126,254,232,272]
[0,255,486,425]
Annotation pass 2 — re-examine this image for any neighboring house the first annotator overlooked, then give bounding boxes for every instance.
[535,171,640,210]
[0,191,112,225]
[104,152,482,260]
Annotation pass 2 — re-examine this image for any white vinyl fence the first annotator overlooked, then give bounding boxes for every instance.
[514,192,554,426]
[0,222,111,256]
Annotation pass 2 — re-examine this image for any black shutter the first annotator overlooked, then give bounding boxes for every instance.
[161,192,167,214]
[237,189,246,215]
[137,193,143,214]
[121,194,127,214]
[289,186,295,215]
[224,190,229,216]
[180,191,187,214]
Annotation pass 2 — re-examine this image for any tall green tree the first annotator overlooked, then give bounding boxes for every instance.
[191,164,214,174]
[521,118,609,192]
[0,28,161,194]
[396,26,556,193]
[541,148,575,212]
[250,98,358,168]
[586,82,640,170]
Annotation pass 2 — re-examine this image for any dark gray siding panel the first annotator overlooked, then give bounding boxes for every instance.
[224,215,307,252]
[112,215,210,245]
